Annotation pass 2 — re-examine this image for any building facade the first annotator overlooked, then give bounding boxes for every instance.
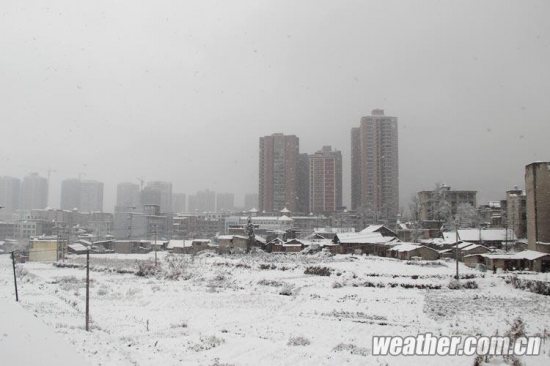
[308,146,342,213]
[116,182,140,210]
[21,173,48,211]
[146,181,173,213]
[298,153,310,214]
[244,193,259,210]
[351,110,399,223]
[417,185,477,224]
[172,193,187,213]
[526,162,550,250]
[60,178,81,210]
[505,187,527,239]
[216,192,234,213]
[0,176,21,213]
[259,133,299,212]
[79,180,104,212]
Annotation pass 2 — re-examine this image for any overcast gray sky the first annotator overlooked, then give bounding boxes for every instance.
[1,0,549,212]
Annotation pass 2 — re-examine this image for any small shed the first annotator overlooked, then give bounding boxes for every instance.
[386,243,439,260]
[67,243,89,255]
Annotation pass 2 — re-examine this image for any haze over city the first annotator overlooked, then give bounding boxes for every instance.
[1,0,548,212]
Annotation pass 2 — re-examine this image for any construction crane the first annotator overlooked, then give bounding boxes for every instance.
[136,177,145,191]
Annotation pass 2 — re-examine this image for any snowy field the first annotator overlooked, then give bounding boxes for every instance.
[1,251,550,366]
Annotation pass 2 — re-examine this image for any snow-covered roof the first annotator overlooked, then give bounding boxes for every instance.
[335,232,396,244]
[360,225,384,233]
[461,244,487,252]
[443,229,517,243]
[468,250,550,261]
[517,250,550,261]
[218,235,234,240]
[68,243,88,251]
[457,241,476,249]
[277,215,293,221]
[314,227,355,234]
[280,207,290,213]
[388,243,421,252]
[166,240,193,249]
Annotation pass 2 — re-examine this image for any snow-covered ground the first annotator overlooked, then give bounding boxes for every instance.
[1,251,549,366]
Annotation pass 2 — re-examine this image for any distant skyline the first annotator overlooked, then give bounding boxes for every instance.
[1,1,548,213]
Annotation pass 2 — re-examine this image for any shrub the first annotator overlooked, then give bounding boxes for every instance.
[448,279,478,290]
[332,281,343,288]
[463,280,478,289]
[259,263,276,270]
[136,260,159,277]
[170,321,188,329]
[508,276,550,296]
[304,266,331,276]
[279,284,294,296]
[332,343,369,356]
[287,336,310,346]
[190,335,225,352]
[258,279,283,287]
[448,279,461,289]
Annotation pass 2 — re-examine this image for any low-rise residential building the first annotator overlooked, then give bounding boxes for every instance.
[386,243,439,261]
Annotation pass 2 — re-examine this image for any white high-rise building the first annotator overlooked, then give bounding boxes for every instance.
[0,176,21,213]
[21,173,48,211]
[116,182,140,209]
[146,181,173,213]
[80,180,104,212]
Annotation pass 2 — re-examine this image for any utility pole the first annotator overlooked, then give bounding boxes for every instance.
[86,249,90,331]
[11,251,19,302]
[455,220,460,281]
[56,223,60,261]
[154,224,158,267]
[62,224,66,262]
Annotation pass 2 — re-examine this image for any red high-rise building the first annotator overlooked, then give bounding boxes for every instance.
[309,146,342,213]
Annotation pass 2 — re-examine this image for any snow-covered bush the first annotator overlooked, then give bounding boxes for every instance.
[209,358,234,366]
[258,279,283,287]
[279,284,294,296]
[164,255,189,280]
[136,260,159,277]
[170,321,188,329]
[190,335,225,352]
[97,285,109,296]
[332,343,369,356]
[448,279,478,289]
[304,266,331,276]
[287,336,310,346]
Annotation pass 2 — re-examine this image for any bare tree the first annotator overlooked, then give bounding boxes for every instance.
[407,193,424,243]
[453,203,481,228]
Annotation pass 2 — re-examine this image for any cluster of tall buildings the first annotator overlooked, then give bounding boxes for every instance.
[115,182,237,214]
[258,133,344,214]
[0,173,49,212]
[258,109,399,223]
[61,179,104,212]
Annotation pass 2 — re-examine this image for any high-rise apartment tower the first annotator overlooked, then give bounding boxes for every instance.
[351,109,399,223]
[259,133,299,212]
